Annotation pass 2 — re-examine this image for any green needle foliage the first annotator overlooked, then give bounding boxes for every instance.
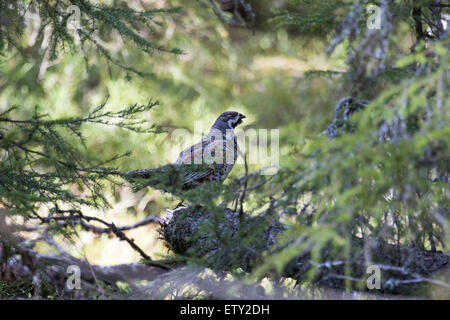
[0,0,182,77]
[0,100,160,217]
[270,0,348,35]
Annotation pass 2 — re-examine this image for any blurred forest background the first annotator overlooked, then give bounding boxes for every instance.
[0,0,449,299]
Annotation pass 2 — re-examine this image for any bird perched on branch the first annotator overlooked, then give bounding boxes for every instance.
[125,111,246,193]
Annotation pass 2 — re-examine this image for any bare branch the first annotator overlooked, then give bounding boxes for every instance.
[34,208,171,270]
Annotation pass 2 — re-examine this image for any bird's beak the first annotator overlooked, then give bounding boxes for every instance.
[237,114,246,125]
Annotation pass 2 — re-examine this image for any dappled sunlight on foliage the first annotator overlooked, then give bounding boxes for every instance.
[0,0,448,299]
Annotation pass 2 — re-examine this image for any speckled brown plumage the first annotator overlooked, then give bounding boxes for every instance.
[125,111,246,192]
[174,111,245,187]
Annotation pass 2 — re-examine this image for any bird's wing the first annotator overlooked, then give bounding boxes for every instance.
[175,137,236,185]
[175,139,210,165]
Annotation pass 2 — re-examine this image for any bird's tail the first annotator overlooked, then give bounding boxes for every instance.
[123,164,190,193]
[123,168,157,179]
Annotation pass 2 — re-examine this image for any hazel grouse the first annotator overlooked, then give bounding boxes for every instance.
[125,111,246,192]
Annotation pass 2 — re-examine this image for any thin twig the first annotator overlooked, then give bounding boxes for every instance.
[34,208,171,270]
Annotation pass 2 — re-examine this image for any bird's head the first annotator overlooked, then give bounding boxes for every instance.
[212,111,246,132]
